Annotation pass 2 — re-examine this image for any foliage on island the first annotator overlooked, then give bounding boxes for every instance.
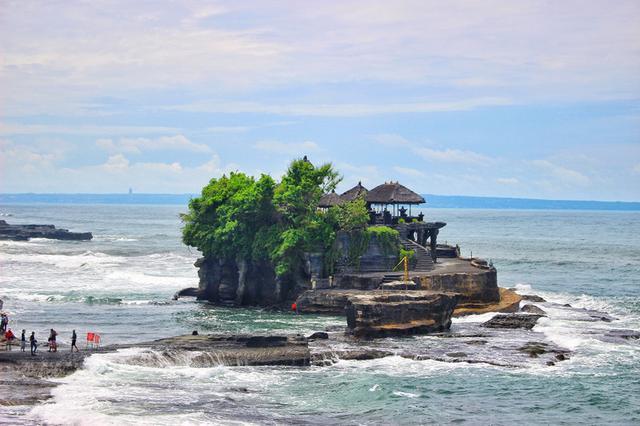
[182,158,398,280]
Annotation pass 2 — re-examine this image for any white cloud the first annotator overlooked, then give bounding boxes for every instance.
[413,147,492,165]
[393,166,426,178]
[373,134,411,147]
[96,135,210,154]
[205,126,251,133]
[2,1,639,117]
[166,98,513,117]
[532,159,590,186]
[496,177,519,185]
[0,123,179,136]
[1,150,224,193]
[374,133,493,166]
[254,140,320,154]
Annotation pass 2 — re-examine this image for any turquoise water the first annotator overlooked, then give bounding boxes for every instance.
[1,205,639,425]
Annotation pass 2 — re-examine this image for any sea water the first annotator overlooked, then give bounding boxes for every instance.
[1,204,639,425]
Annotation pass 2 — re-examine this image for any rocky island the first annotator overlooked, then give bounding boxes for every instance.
[178,157,522,337]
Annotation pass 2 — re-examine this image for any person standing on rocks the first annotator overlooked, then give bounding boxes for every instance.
[29,331,38,356]
[0,313,7,333]
[20,329,26,352]
[48,329,58,352]
[71,329,79,352]
[4,328,16,350]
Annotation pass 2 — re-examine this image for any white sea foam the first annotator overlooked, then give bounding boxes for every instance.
[2,251,127,269]
[392,391,420,398]
[451,311,498,324]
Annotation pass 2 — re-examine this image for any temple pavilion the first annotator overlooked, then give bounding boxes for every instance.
[319,180,446,262]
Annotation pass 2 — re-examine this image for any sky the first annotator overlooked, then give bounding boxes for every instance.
[1,1,639,201]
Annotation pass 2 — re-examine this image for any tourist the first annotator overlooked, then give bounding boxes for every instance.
[0,313,7,333]
[48,328,58,352]
[4,328,16,350]
[20,329,26,352]
[291,302,298,314]
[29,331,37,356]
[71,329,78,352]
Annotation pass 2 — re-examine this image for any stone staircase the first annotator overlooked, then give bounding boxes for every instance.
[381,273,403,284]
[401,238,434,272]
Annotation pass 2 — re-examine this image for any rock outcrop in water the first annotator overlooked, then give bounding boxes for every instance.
[0,220,92,241]
[345,291,459,338]
[482,313,543,329]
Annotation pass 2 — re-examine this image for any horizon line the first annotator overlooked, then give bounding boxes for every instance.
[0,192,638,205]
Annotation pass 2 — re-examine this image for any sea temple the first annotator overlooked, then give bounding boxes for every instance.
[179,159,523,338]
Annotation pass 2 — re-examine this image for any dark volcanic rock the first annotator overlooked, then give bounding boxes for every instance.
[521,304,547,315]
[520,294,547,303]
[174,287,201,299]
[338,349,393,361]
[245,336,288,348]
[605,329,640,340]
[0,220,92,241]
[345,291,459,338]
[482,314,543,330]
[518,342,548,357]
[307,332,329,340]
[582,309,617,323]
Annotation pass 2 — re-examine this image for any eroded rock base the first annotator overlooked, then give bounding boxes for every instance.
[345,291,459,338]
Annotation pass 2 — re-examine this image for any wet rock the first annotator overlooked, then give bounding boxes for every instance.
[563,303,572,307]
[521,304,546,315]
[519,342,548,357]
[174,287,201,299]
[582,309,617,322]
[465,340,488,345]
[245,336,288,348]
[307,332,329,340]
[454,288,522,317]
[546,361,555,366]
[338,349,393,361]
[520,294,547,303]
[0,220,92,241]
[605,329,640,340]
[446,352,467,358]
[345,291,459,338]
[518,341,570,362]
[482,314,542,330]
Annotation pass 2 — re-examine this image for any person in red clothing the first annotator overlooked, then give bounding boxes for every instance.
[4,328,16,350]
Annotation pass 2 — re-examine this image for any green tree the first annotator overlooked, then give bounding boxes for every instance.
[182,172,276,260]
[182,157,343,279]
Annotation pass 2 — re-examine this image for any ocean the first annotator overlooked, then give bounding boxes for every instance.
[1,204,639,425]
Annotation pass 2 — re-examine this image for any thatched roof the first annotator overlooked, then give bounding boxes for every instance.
[340,181,368,202]
[365,181,425,204]
[318,191,345,208]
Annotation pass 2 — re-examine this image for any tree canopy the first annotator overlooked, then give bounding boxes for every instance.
[182,157,365,277]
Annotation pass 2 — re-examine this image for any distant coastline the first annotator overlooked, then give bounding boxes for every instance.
[1,193,639,211]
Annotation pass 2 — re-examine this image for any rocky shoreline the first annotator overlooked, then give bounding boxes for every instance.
[3,291,634,413]
[0,220,92,241]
